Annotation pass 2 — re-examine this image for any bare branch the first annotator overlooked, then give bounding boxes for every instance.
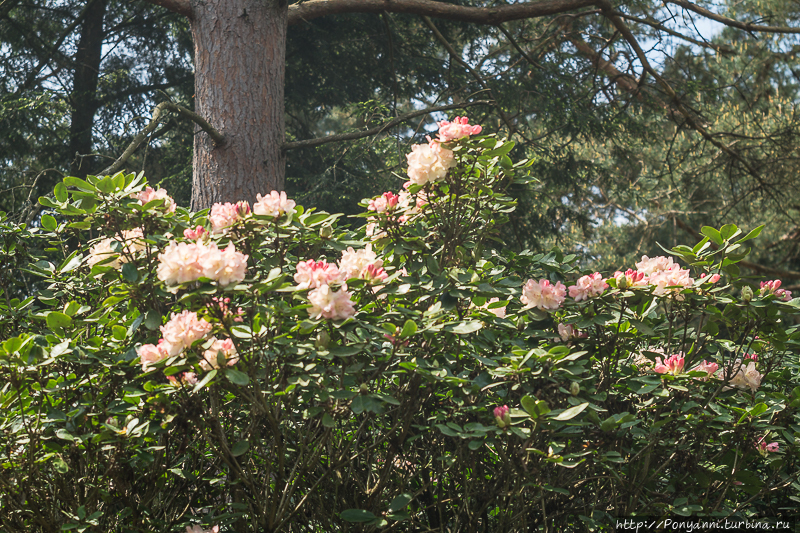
[614,11,736,55]
[288,0,598,26]
[101,101,223,176]
[282,100,493,151]
[666,0,800,35]
[140,0,192,18]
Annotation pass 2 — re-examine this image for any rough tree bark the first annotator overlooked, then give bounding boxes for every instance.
[189,0,287,210]
[68,0,107,178]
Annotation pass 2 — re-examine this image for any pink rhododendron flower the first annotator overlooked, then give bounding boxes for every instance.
[294,259,342,290]
[437,116,482,143]
[368,192,400,213]
[364,263,388,283]
[138,342,168,372]
[612,269,647,289]
[690,359,719,380]
[635,255,675,276]
[568,272,608,301]
[494,405,511,428]
[654,353,685,375]
[339,245,383,281]
[159,310,213,357]
[183,225,208,241]
[136,186,176,212]
[760,279,792,301]
[521,279,567,311]
[209,201,249,234]
[211,296,244,322]
[406,138,455,186]
[201,337,239,370]
[308,284,356,320]
[167,372,198,386]
[745,352,758,361]
[700,273,721,284]
[87,228,145,269]
[756,437,780,456]
[253,190,296,218]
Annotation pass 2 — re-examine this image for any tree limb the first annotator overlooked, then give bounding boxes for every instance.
[614,11,736,55]
[288,0,598,26]
[101,101,223,176]
[666,0,800,35]
[140,0,191,18]
[282,100,493,151]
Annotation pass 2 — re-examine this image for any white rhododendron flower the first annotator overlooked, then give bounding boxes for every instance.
[157,241,248,289]
[521,278,567,311]
[159,310,213,357]
[406,138,455,186]
[648,264,693,298]
[201,337,239,370]
[339,245,383,281]
[308,284,356,320]
[719,360,762,392]
[87,228,145,269]
[254,190,296,218]
[635,255,675,276]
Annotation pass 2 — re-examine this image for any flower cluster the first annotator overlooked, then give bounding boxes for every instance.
[294,259,342,290]
[254,190,296,219]
[406,138,455,186]
[756,437,780,456]
[568,273,608,301]
[760,279,792,301]
[521,279,567,311]
[437,116,482,143]
[654,352,685,375]
[136,186,176,213]
[368,192,400,213]
[717,359,762,392]
[209,201,250,234]
[308,284,356,321]
[557,323,586,342]
[611,255,694,298]
[157,241,248,290]
[87,227,145,269]
[138,311,212,371]
[200,337,239,370]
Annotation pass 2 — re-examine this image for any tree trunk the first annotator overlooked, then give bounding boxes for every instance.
[190,0,287,211]
[68,0,107,177]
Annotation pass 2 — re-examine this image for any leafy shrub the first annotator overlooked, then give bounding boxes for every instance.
[1,123,799,532]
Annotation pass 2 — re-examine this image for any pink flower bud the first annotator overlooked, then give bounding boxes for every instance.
[493,405,511,428]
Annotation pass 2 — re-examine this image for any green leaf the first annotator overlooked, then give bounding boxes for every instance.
[388,493,413,512]
[322,413,335,428]
[63,176,96,192]
[553,402,589,421]
[719,223,740,241]
[400,319,417,338]
[112,325,127,341]
[226,369,250,386]
[41,214,57,231]
[340,509,377,523]
[449,321,482,334]
[144,310,161,330]
[700,226,723,246]
[192,369,217,393]
[121,263,138,283]
[54,182,68,203]
[230,440,249,456]
[46,311,72,331]
[749,402,768,418]
[734,224,764,244]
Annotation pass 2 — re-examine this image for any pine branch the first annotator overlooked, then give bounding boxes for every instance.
[666,0,800,35]
[140,0,191,18]
[288,0,597,26]
[101,101,223,176]
[282,100,493,151]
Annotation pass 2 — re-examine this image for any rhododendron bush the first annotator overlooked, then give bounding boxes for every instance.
[1,120,800,532]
